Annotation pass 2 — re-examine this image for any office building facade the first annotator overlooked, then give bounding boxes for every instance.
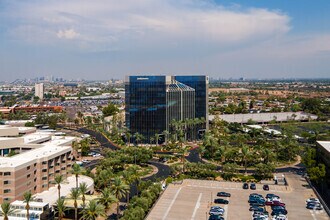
[125,75,208,142]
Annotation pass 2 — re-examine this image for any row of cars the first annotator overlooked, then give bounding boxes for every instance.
[249,193,288,220]
[243,182,270,191]
[208,192,231,220]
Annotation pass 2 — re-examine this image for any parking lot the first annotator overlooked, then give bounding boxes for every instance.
[146,173,330,220]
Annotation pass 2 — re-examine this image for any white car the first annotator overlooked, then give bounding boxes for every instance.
[306,198,319,203]
[272,214,287,220]
[267,197,281,202]
[209,206,224,215]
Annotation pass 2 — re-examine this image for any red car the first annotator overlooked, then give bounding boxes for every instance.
[265,200,285,207]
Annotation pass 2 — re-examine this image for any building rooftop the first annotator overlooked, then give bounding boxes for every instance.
[35,175,94,205]
[317,141,330,153]
[210,112,317,124]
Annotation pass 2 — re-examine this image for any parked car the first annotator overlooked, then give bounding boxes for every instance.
[306,198,320,203]
[209,206,224,216]
[214,198,229,204]
[266,201,285,207]
[217,192,231,197]
[266,194,280,199]
[267,197,281,202]
[271,206,286,211]
[253,211,269,217]
[250,193,263,198]
[253,217,268,220]
[243,182,249,189]
[271,209,288,216]
[249,197,265,205]
[263,184,269,191]
[250,206,267,212]
[250,183,257,190]
[306,202,323,210]
[208,215,224,220]
[272,214,287,220]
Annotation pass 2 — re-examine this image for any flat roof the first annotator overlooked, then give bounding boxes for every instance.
[317,141,330,153]
[210,112,317,123]
[35,175,94,205]
[11,200,48,207]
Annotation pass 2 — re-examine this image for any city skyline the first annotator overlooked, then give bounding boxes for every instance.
[1,0,330,81]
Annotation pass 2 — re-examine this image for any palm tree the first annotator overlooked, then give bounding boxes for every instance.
[122,170,133,203]
[127,165,141,195]
[70,188,81,220]
[72,163,83,189]
[241,146,250,174]
[79,182,89,208]
[0,202,15,220]
[23,191,33,220]
[98,188,117,210]
[72,141,80,160]
[162,130,170,145]
[80,200,106,220]
[111,177,129,220]
[133,132,144,146]
[55,198,68,220]
[54,175,65,200]
[155,133,160,146]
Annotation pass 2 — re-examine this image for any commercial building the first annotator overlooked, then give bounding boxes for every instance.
[35,83,44,100]
[125,75,208,142]
[0,126,76,203]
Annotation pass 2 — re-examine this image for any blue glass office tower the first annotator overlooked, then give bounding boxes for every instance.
[125,75,208,143]
[175,75,209,129]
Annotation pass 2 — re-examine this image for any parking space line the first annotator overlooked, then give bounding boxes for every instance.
[191,193,202,220]
[162,187,182,220]
[310,210,318,220]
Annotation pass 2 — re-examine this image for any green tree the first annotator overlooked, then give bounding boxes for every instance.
[98,188,117,210]
[308,163,326,184]
[79,182,89,208]
[70,188,81,220]
[254,163,275,179]
[80,200,106,220]
[23,191,34,220]
[102,103,119,117]
[54,175,65,200]
[111,177,130,220]
[72,163,83,189]
[55,198,68,220]
[0,202,15,220]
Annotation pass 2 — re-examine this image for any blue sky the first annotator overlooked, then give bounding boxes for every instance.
[0,0,330,81]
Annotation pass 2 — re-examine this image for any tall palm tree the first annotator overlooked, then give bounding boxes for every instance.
[54,175,65,200]
[80,200,106,220]
[162,130,170,145]
[122,170,133,203]
[23,191,33,220]
[133,132,144,146]
[72,140,80,160]
[55,198,68,220]
[0,202,15,220]
[72,163,82,189]
[79,182,89,208]
[70,188,81,220]
[111,177,129,220]
[98,188,117,211]
[127,165,141,195]
[155,133,160,146]
[241,146,250,174]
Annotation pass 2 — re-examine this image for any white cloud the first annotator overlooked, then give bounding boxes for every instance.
[3,0,291,50]
[57,29,79,39]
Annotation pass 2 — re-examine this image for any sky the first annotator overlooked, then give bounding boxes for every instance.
[0,0,330,81]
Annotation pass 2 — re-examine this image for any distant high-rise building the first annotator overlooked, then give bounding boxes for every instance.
[125,75,208,143]
[35,83,44,100]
